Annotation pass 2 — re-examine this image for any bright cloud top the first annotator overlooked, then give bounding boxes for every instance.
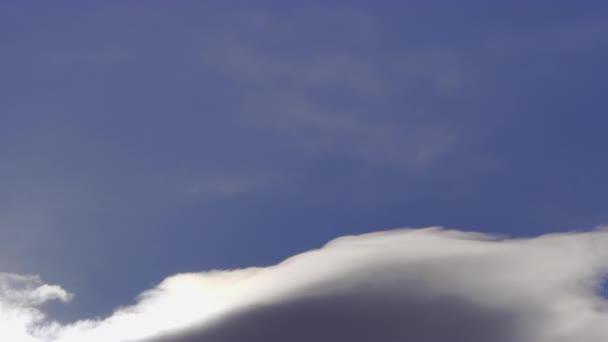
[2,227,608,341]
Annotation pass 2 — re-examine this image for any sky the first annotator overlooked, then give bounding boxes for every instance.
[1,1,608,341]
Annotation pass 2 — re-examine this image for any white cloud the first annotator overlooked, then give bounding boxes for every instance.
[0,273,72,342]
[3,227,608,341]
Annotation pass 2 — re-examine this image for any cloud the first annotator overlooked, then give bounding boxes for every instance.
[3,227,608,341]
[195,10,468,171]
[181,173,270,200]
[0,273,72,342]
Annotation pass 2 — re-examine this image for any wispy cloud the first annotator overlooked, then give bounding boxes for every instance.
[181,173,270,200]
[194,10,472,171]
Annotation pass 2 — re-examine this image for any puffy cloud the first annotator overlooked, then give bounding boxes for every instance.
[2,227,608,341]
[0,273,72,341]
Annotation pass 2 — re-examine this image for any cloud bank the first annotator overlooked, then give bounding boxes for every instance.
[3,227,608,341]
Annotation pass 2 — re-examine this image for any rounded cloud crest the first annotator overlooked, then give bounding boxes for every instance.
[2,227,608,342]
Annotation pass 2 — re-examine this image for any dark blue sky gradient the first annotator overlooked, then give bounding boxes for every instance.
[1,1,608,320]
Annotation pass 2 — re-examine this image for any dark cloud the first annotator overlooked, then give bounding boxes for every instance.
[145,283,518,342]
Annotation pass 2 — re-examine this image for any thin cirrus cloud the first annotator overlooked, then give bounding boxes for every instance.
[1,227,608,341]
[195,10,469,172]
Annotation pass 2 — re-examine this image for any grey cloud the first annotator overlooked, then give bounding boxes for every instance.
[144,274,519,342]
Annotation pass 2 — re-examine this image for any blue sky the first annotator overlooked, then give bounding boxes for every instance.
[1,0,608,331]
